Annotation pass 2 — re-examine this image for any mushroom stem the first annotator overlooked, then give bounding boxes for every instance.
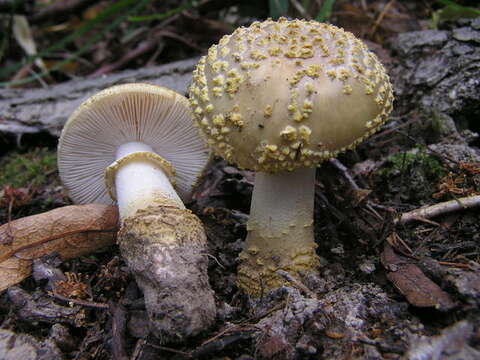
[237,168,320,296]
[114,142,184,220]
[108,142,215,340]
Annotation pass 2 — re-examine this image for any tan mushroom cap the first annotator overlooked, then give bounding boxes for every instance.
[189,18,394,173]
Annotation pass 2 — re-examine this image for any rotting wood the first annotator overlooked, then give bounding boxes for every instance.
[0,57,198,137]
[110,301,128,360]
[0,204,119,292]
[8,285,84,326]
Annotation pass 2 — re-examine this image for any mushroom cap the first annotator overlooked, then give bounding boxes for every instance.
[58,83,210,204]
[189,18,394,173]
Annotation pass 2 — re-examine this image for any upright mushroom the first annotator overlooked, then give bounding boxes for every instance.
[189,18,393,296]
[58,83,216,340]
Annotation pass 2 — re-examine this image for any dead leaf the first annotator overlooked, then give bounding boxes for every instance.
[12,15,47,73]
[381,243,455,311]
[0,204,119,292]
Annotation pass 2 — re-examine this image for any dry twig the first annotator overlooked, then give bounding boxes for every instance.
[110,301,128,360]
[395,195,480,225]
[52,290,110,309]
[369,0,395,37]
[277,270,317,298]
[329,158,360,191]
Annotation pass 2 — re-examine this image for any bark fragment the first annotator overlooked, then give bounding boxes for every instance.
[0,58,198,137]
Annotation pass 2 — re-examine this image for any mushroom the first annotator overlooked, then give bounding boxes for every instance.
[189,18,394,296]
[58,83,216,340]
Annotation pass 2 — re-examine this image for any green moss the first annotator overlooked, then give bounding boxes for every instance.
[0,148,57,188]
[380,147,446,181]
[431,112,451,136]
[376,146,448,204]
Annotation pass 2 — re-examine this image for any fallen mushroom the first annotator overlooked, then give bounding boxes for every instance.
[58,83,216,340]
[189,18,393,296]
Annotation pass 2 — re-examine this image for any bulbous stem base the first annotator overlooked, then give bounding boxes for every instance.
[237,168,320,296]
[118,199,216,341]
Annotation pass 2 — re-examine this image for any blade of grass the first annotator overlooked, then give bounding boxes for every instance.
[0,15,13,64]
[436,0,480,15]
[432,0,480,29]
[315,0,336,22]
[0,0,152,87]
[301,0,310,11]
[0,1,18,66]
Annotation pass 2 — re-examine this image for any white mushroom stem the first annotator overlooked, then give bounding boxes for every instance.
[248,168,315,238]
[238,168,320,295]
[113,142,184,220]
[109,141,216,340]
